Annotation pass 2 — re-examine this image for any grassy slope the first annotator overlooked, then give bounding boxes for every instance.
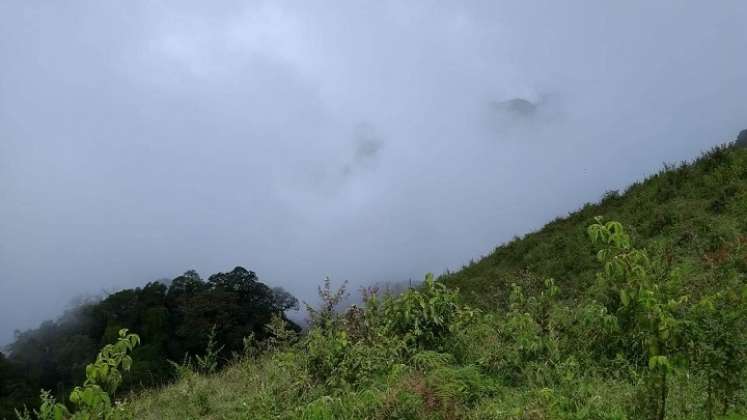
[123,142,747,419]
[125,353,635,420]
[443,143,747,309]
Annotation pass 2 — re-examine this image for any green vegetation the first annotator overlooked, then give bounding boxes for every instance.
[122,220,747,419]
[0,267,298,419]
[442,144,747,311]
[16,329,140,420]
[6,141,747,419]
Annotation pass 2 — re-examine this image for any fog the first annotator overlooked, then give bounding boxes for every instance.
[1,1,746,345]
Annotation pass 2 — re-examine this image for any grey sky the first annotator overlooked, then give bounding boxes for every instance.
[1,1,746,345]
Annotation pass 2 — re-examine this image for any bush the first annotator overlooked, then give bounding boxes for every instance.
[689,285,747,419]
[381,274,478,352]
[19,329,140,420]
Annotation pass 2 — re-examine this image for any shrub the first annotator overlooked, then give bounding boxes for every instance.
[19,329,140,420]
[689,285,747,419]
[382,273,477,352]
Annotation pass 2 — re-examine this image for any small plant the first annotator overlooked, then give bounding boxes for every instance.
[242,333,258,359]
[20,329,140,420]
[168,354,195,381]
[302,278,353,385]
[265,314,297,350]
[305,277,349,331]
[195,325,224,374]
[15,391,64,420]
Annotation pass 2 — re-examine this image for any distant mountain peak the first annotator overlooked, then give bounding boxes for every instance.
[492,97,538,117]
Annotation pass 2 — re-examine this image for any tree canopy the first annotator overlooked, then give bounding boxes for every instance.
[0,266,298,418]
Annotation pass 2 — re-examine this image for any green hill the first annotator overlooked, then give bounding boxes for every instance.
[444,141,747,310]
[12,137,747,420]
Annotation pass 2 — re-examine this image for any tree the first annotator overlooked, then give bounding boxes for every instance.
[589,218,688,420]
[2,266,300,417]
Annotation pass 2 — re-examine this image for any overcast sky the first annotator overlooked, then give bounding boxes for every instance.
[1,1,746,345]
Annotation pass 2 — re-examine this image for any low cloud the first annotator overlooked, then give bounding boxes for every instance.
[1,1,746,345]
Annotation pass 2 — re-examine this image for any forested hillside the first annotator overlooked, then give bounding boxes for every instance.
[6,138,747,419]
[0,267,298,419]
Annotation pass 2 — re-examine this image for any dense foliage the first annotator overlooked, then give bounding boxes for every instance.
[121,225,747,418]
[0,267,298,419]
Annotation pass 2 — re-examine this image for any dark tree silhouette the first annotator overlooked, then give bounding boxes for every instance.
[0,266,299,417]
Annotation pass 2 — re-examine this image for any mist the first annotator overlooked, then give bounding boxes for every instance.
[1,1,746,345]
